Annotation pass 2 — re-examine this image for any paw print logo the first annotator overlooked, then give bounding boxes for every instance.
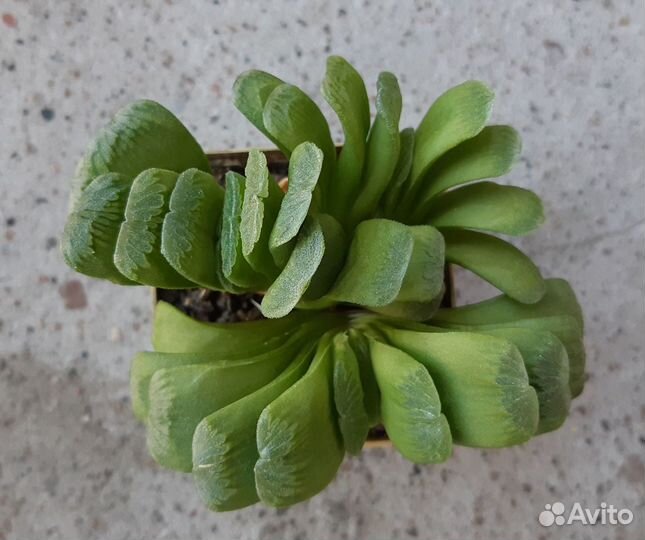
[538,502,566,526]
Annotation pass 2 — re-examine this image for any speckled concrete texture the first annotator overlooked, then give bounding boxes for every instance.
[0,1,643,539]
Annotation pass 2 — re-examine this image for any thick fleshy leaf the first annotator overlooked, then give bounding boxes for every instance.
[161,169,225,289]
[347,329,381,427]
[138,311,344,421]
[478,327,571,434]
[232,70,286,153]
[146,332,309,472]
[113,169,194,288]
[152,300,305,354]
[415,125,521,204]
[442,228,545,304]
[192,344,315,511]
[240,150,282,278]
[71,100,209,206]
[131,350,212,423]
[370,338,452,463]
[255,334,344,507]
[431,280,585,396]
[61,173,135,285]
[132,325,306,423]
[301,214,347,301]
[220,171,267,289]
[266,213,347,314]
[269,142,324,265]
[332,333,369,455]
[395,225,445,303]
[327,219,414,307]
[322,56,370,211]
[434,315,585,398]
[432,278,584,331]
[369,225,445,321]
[263,83,336,201]
[411,81,494,184]
[349,72,402,226]
[381,128,415,215]
[426,182,544,235]
[498,317,584,398]
[261,216,325,318]
[381,327,539,447]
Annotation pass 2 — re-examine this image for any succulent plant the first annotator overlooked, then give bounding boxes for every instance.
[61,56,585,510]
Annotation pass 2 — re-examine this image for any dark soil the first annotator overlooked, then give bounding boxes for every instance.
[207,149,289,186]
[156,288,265,323]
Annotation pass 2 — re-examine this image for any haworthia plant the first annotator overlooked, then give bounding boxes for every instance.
[332,332,370,454]
[69,99,210,208]
[239,149,282,278]
[407,125,522,219]
[255,333,344,507]
[192,343,317,511]
[62,58,548,310]
[348,71,402,226]
[146,332,309,471]
[62,172,136,285]
[477,327,571,434]
[114,168,194,289]
[410,81,494,185]
[161,169,226,290]
[326,219,415,307]
[369,338,452,463]
[441,228,546,304]
[322,56,370,215]
[263,83,337,208]
[269,141,324,264]
[62,56,585,510]
[347,329,381,427]
[424,181,544,235]
[380,328,540,447]
[232,70,286,154]
[432,279,586,397]
[261,215,327,318]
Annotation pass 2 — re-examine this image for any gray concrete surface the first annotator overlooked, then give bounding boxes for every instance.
[1,1,643,539]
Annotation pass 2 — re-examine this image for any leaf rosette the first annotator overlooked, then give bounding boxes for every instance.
[62,56,585,510]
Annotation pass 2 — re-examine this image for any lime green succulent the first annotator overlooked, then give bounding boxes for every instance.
[61,56,585,510]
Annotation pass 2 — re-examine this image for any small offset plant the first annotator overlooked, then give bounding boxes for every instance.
[62,56,585,510]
